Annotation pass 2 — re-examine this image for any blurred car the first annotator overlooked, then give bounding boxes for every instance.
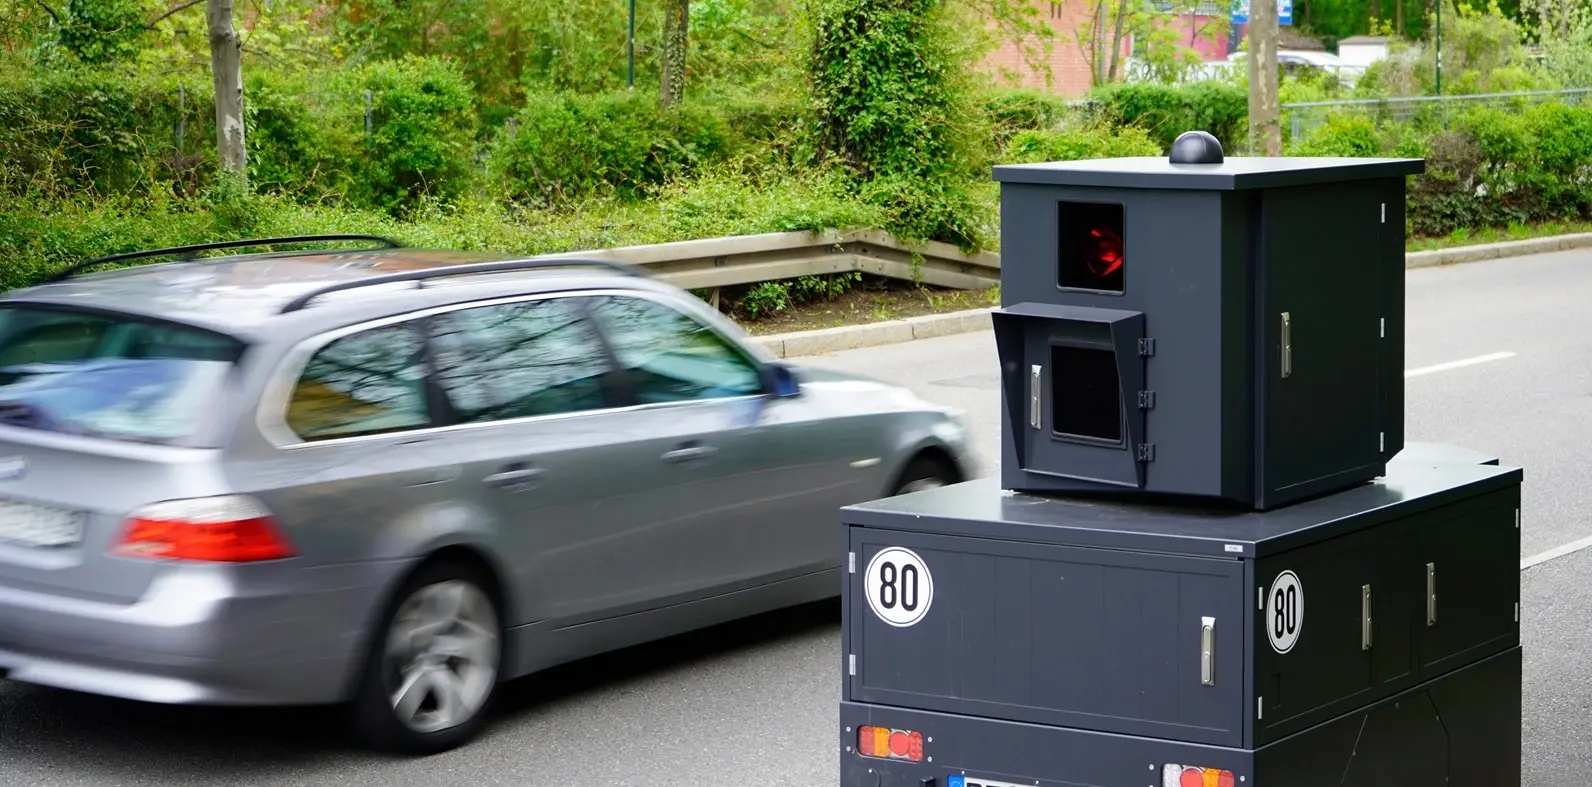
[0,235,974,754]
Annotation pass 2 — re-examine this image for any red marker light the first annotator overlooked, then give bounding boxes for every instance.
[857,726,924,762]
[1088,226,1124,277]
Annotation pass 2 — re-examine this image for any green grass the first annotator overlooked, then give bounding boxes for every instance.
[0,167,890,294]
[1406,221,1592,253]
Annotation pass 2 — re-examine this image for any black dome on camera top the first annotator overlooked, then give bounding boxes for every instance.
[1169,130,1224,165]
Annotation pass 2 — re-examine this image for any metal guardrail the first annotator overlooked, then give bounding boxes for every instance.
[535,228,1002,291]
[1282,88,1592,139]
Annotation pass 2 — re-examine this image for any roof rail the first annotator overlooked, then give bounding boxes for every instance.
[45,234,403,283]
[277,257,651,314]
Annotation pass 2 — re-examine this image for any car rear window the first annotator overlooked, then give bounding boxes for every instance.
[0,305,245,444]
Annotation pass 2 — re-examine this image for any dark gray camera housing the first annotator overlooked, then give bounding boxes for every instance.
[991,147,1425,510]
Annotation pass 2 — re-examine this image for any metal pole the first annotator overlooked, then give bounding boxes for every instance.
[1434,0,1443,96]
[627,0,636,90]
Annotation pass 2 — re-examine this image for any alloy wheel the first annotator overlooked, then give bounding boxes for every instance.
[381,579,501,734]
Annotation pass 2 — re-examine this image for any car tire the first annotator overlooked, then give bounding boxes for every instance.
[890,454,958,496]
[348,558,504,756]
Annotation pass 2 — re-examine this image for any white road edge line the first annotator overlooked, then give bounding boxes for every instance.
[1521,535,1592,571]
[1405,351,1517,378]
[1393,349,1562,569]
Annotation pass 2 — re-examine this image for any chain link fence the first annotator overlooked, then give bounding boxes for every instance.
[1281,88,1592,140]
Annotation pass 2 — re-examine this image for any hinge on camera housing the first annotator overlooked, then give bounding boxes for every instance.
[1137,443,1157,462]
[1138,391,1156,410]
[1138,338,1156,357]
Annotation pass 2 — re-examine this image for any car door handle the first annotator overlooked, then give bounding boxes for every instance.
[483,467,544,491]
[661,445,717,463]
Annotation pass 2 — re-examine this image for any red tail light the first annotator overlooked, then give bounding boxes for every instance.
[111,495,295,562]
[857,725,924,762]
[1163,763,1237,787]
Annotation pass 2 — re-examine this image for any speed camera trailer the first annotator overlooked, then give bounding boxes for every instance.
[835,134,1524,787]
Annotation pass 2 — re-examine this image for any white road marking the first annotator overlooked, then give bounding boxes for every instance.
[1405,351,1517,378]
[1521,535,1592,571]
[1389,348,1578,570]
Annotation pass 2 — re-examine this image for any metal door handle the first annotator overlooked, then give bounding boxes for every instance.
[1200,616,1216,687]
[662,445,718,463]
[1361,584,1373,651]
[483,467,544,490]
[1280,312,1293,379]
[1029,364,1042,429]
[1426,562,1437,626]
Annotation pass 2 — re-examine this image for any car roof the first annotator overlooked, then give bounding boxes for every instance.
[0,248,674,339]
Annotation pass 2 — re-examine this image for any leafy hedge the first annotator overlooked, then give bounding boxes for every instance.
[485,90,787,207]
[1288,102,1592,236]
[1085,81,1250,153]
[8,51,1592,293]
[0,66,213,199]
[1,58,777,218]
[0,167,888,295]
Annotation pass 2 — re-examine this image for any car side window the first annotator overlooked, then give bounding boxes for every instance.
[584,294,763,404]
[428,297,616,423]
[285,322,432,441]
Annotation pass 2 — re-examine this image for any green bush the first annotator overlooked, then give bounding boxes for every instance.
[0,65,213,199]
[487,90,747,207]
[807,0,990,249]
[342,56,479,214]
[243,70,364,205]
[982,88,1077,144]
[1087,81,1249,153]
[0,165,887,294]
[0,57,480,216]
[1000,124,1161,164]
[1287,114,1384,157]
[1402,103,1592,236]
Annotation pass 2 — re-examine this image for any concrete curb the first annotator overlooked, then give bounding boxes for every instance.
[1405,231,1592,268]
[755,232,1592,358]
[754,308,992,359]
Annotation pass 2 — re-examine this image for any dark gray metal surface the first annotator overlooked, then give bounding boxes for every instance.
[838,647,1520,787]
[992,161,1416,509]
[846,527,1250,748]
[992,155,1426,190]
[1252,481,1520,745]
[844,454,1522,560]
[841,463,1520,748]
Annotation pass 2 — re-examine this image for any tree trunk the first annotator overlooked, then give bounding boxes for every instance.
[1248,0,1281,155]
[1105,0,1130,82]
[207,0,246,179]
[660,0,689,107]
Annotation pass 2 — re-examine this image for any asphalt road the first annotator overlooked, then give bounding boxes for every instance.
[2,249,1589,786]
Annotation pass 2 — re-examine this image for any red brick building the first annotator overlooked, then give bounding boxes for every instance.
[979,0,1230,97]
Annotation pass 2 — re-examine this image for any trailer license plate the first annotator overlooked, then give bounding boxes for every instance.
[0,498,83,548]
[949,777,1028,787]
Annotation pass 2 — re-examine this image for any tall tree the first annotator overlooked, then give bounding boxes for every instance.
[660,0,688,107]
[1247,0,1281,156]
[208,0,246,180]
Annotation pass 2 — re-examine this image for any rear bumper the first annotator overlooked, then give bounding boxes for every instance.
[0,558,409,706]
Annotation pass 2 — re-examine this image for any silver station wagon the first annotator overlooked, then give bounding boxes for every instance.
[0,235,974,754]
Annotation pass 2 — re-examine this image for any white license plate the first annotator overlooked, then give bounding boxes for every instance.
[0,498,84,548]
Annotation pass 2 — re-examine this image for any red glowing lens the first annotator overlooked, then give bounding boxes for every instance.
[1058,201,1126,293]
[1088,225,1124,277]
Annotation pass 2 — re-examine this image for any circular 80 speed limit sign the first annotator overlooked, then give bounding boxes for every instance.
[1267,570,1304,654]
[864,547,934,627]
